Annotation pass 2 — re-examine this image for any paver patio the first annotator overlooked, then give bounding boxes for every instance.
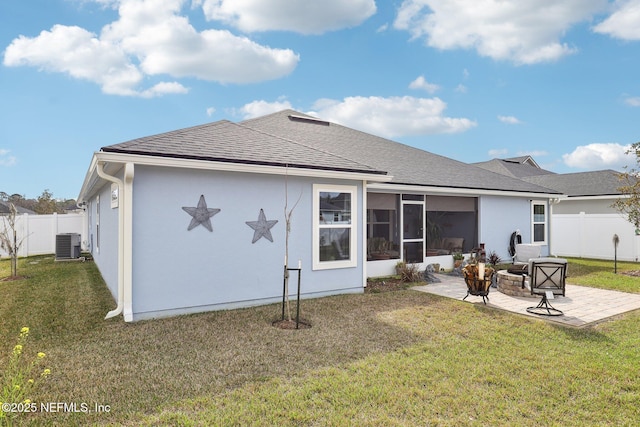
[413,273,640,328]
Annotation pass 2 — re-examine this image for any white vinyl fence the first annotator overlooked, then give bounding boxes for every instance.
[551,213,640,262]
[0,212,87,258]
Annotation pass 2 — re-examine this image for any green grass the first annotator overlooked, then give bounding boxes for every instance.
[1,255,640,426]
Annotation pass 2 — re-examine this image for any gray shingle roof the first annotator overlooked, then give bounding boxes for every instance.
[522,170,623,197]
[242,110,559,194]
[101,119,385,175]
[473,158,555,178]
[0,201,35,215]
[100,109,560,194]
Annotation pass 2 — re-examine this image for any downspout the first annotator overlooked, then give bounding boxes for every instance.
[549,198,561,257]
[362,180,368,288]
[96,161,134,321]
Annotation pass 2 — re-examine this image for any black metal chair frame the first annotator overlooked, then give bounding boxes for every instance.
[526,260,566,316]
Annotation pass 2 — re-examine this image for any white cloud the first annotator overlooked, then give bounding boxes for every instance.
[409,75,440,93]
[454,84,467,93]
[593,0,640,40]
[3,0,299,97]
[198,0,376,34]
[497,115,522,125]
[309,95,477,138]
[488,148,508,157]
[393,0,607,64]
[238,99,293,119]
[0,149,17,167]
[517,150,548,157]
[562,143,633,170]
[206,107,216,116]
[624,96,640,107]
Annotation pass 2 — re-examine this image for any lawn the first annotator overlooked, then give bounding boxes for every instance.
[1,255,640,426]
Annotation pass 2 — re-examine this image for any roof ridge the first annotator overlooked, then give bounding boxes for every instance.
[237,117,383,173]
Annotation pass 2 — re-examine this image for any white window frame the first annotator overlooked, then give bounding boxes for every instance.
[95,195,100,253]
[313,184,358,270]
[531,200,547,244]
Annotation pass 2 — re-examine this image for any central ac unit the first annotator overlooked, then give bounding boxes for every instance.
[55,233,81,260]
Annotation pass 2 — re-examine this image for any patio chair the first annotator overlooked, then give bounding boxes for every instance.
[525,258,567,316]
[507,244,542,287]
[512,244,541,267]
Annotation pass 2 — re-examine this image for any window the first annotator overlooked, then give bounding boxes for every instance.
[366,193,399,261]
[532,201,546,244]
[313,184,357,270]
[95,195,100,253]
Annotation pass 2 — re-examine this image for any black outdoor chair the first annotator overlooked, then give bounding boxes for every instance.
[525,258,567,316]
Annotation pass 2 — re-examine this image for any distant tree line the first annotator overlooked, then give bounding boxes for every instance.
[0,189,77,215]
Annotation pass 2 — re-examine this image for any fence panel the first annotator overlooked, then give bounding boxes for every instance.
[551,213,639,261]
[0,212,86,258]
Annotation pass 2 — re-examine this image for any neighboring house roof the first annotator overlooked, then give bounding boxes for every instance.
[503,155,541,168]
[240,110,559,195]
[0,201,36,215]
[473,158,555,178]
[101,119,385,176]
[522,170,623,197]
[474,157,624,197]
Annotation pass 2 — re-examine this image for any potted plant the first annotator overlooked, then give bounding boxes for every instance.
[453,252,464,268]
[368,237,392,260]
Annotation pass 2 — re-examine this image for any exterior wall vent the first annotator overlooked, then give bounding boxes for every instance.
[288,114,330,126]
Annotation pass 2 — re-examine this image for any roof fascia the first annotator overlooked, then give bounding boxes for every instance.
[79,152,393,201]
[367,182,565,200]
[562,194,624,201]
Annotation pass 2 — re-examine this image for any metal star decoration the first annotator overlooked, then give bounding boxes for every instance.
[246,209,278,243]
[182,195,220,231]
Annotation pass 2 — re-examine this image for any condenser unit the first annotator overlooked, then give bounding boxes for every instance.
[55,233,81,260]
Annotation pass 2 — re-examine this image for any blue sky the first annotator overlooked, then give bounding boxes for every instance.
[1,0,639,199]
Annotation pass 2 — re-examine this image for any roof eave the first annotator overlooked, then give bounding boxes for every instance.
[367,182,565,199]
[78,151,393,202]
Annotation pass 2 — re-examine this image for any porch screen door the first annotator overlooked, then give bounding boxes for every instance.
[402,201,424,263]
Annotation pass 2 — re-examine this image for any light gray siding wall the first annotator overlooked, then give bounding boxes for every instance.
[553,198,618,215]
[130,165,364,320]
[88,180,120,299]
[478,195,549,261]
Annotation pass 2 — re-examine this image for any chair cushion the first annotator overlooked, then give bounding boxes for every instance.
[528,257,567,296]
[514,244,541,264]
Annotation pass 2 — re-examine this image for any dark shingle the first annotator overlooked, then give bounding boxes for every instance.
[523,170,624,197]
[101,120,385,175]
[242,110,559,194]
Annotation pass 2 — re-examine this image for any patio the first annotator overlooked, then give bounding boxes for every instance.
[413,273,640,328]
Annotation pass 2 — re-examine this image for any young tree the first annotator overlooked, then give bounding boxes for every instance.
[0,203,26,278]
[613,142,640,230]
[35,189,59,214]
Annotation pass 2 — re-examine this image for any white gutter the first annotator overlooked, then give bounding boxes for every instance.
[93,151,393,183]
[367,182,566,200]
[96,161,134,321]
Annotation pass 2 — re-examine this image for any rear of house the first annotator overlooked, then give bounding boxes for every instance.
[78,110,561,321]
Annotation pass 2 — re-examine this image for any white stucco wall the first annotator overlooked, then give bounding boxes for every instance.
[128,165,365,320]
[478,195,549,262]
[88,179,120,300]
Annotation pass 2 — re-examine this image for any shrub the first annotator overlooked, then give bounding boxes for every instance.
[487,250,502,266]
[396,262,422,283]
[0,327,50,425]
